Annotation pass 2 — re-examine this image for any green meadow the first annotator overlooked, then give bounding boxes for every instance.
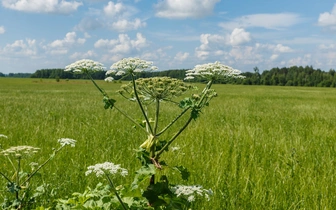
[1,77,336,209]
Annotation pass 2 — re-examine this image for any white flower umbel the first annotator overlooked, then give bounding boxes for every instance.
[171,185,213,202]
[185,61,245,81]
[1,146,40,158]
[65,59,105,74]
[58,138,76,147]
[110,57,158,76]
[85,162,128,177]
[104,77,114,82]
[0,134,8,138]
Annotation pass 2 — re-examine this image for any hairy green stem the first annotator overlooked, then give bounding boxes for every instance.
[105,173,128,210]
[16,157,21,200]
[87,74,107,97]
[153,99,160,135]
[0,171,12,183]
[131,74,153,135]
[113,105,148,134]
[21,147,63,186]
[197,80,213,107]
[155,115,193,159]
[87,73,149,134]
[156,107,190,136]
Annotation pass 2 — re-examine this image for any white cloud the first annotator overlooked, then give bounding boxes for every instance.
[270,54,279,61]
[110,18,146,32]
[195,33,230,60]
[155,0,220,19]
[274,44,293,53]
[174,52,189,62]
[70,50,97,60]
[2,39,37,56]
[318,4,336,28]
[49,32,85,48]
[94,33,147,57]
[255,43,293,53]
[0,26,5,34]
[287,54,312,67]
[318,44,335,50]
[230,28,251,46]
[103,1,137,18]
[219,13,302,30]
[45,32,85,54]
[1,0,82,14]
[104,1,124,16]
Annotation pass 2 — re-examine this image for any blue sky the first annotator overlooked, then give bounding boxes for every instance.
[0,0,336,74]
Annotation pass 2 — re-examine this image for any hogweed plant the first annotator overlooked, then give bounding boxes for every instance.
[0,136,76,209]
[63,58,244,209]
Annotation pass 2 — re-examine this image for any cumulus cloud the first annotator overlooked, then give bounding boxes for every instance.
[274,44,293,53]
[155,0,220,19]
[1,0,82,14]
[174,52,189,62]
[287,54,312,67]
[45,32,85,54]
[70,50,97,60]
[195,33,230,60]
[104,1,124,16]
[318,44,335,50]
[318,4,336,28]
[219,13,302,30]
[0,26,5,34]
[230,28,251,46]
[110,18,146,32]
[270,54,279,61]
[94,33,147,57]
[2,39,37,56]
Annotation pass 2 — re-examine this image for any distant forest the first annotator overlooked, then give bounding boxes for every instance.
[1,65,336,87]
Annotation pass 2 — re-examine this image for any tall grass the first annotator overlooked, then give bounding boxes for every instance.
[1,78,336,209]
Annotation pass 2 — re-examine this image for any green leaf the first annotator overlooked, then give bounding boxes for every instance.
[178,97,193,109]
[173,166,190,181]
[131,164,156,190]
[103,97,116,109]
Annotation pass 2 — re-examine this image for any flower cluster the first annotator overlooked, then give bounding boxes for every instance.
[85,162,128,177]
[107,57,158,77]
[104,77,114,82]
[185,61,245,81]
[65,59,105,74]
[1,146,40,158]
[170,185,213,202]
[58,138,77,147]
[118,77,193,103]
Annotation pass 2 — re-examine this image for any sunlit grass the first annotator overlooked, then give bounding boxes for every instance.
[1,78,336,209]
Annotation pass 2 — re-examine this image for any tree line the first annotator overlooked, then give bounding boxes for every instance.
[1,65,336,87]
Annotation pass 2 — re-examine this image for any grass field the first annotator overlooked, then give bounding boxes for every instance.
[1,77,336,209]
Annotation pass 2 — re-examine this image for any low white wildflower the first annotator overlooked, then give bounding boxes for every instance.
[1,146,40,158]
[185,61,244,81]
[171,185,213,202]
[58,138,76,147]
[85,162,128,177]
[65,59,105,74]
[0,134,8,138]
[29,162,39,170]
[171,146,180,152]
[104,77,114,82]
[110,57,158,76]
